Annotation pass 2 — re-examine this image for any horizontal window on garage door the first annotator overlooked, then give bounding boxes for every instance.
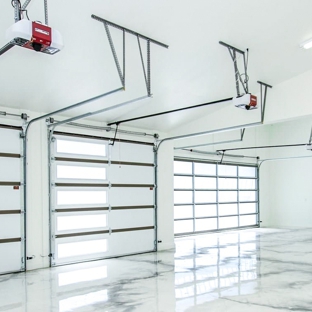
[54,187,108,208]
[53,162,107,183]
[53,135,108,160]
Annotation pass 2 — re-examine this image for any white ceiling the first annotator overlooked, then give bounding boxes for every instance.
[1,0,312,132]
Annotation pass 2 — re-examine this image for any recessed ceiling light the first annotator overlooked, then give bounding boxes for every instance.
[300,38,312,49]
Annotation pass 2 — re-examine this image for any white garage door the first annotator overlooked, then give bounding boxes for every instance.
[50,132,155,266]
[0,125,24,274]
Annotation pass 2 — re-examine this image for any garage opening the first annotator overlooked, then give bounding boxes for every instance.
[174,159,259,235]
[49,132,156,266]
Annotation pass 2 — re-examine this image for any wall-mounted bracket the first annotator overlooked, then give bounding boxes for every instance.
[92,14,168,97]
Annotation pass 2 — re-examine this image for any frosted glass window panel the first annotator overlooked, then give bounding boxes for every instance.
[57,214,107,232]
[195,218,217,232]
[57,165,106,180]
[174,205,193,219]
[194,177,216,189]
[58,239,107,258]
[218,165,237,177]
[240,203,257,214]
[194,163,216,175]
[195,191,216,203]
[219,204,238,216]
[174,220,193,234]
[240,214,257,227]
[239,179,256,190]
[57,190,107,206]
[56,139,106,157]
[174,191,193,204]
[174,176,193,189]
[239,166,256,178]
[240,191,256,202]
[174,161,192,174]
[218,191,237,203]
[219,216,238,229]
[195,205,217,217]
[218,178,237,190]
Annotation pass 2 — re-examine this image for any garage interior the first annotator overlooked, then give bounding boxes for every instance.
[1,0,312,311]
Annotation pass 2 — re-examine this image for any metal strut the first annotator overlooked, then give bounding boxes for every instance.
[220,41,249,96]
[104,22,125,88]
[137,37,152,96]
[257,81,273,123]
[92,14,168,96]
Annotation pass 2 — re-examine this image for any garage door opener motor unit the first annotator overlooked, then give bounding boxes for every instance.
[0,0,63,56]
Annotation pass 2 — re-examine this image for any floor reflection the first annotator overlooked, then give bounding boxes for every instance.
[2,228,310,311]
[174,230,259,310]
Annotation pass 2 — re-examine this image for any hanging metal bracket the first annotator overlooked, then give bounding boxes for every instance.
[257,81,273,123]
[219,41,249,96]
[92,14,168,97]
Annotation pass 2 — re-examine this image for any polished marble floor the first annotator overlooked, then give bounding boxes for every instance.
[1,228,312,311]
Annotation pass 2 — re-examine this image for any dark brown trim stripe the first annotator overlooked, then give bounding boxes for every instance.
[54,183,154,188]
[112,226,154,233]
[0,124,22,131]
[112,205,154,210]
[55,157,109,164]
[56,230,109,238]
[54,206,154,213]
[54,131,154,146]
[55,183,109,187]
[0,210,21,215]
[0,182,21,186]
[0,153,21,158]
[112,184,155,188]
[55,226,154,239]
[111,161,154,167]
[55,207,109,213]
[0,238,21,244]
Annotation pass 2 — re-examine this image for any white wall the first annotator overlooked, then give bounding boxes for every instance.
[259,116,312,228]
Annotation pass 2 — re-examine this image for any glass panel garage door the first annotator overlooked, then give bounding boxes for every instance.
[174,159,259,235]
[50,133,155,266]
[0,126,24,274]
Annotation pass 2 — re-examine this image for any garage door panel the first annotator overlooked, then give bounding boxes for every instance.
[0,215,21,238]
[0,127,23,275]
[0,242,22,274]
[109,187,154,206]
[0,187,22,211]
[108,165,154,184]
[108,230,154,256]
[54,235,109,265]
[0,158,21,181]
[109,209,154,229]
[0,129,21,154]
[51,134,155,266]
[109,142,154,163]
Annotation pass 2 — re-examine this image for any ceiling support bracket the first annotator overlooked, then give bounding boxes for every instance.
[92,14,168,97]
[219,41,249,96]
[257,81,272,123]
[104,22,125,88]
